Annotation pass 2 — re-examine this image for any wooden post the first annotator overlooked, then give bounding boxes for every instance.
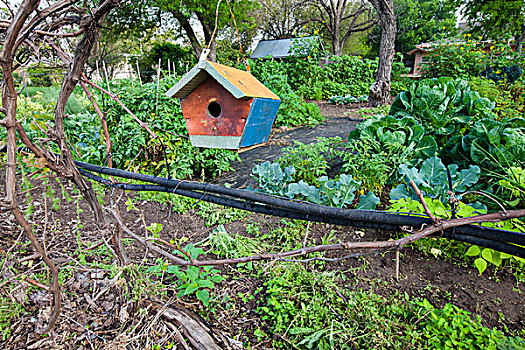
[395,248,400,281]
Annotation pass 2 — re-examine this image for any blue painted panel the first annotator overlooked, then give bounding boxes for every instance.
[240,98,281,147]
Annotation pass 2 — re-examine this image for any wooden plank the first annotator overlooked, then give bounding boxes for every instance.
[240,97,280,147]
[236,142,267,153]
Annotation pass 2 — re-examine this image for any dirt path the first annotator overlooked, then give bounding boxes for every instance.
[212,104,362,188]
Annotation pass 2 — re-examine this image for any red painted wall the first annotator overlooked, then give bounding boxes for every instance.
[180,77,253,137]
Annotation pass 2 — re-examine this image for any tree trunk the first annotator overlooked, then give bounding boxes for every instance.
[197,12,217,62]
[368,0,396,107]
[172,11,203,59]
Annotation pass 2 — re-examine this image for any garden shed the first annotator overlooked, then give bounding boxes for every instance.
[166,60,281,150]
[251,36,324,60]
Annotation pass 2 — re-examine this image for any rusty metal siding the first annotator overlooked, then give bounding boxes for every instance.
[240,98,281,148]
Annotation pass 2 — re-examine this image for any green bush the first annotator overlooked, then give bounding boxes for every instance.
[102,76,239,179]
[389,77,497,148]
[469,77,523,119]
[257,263,521,350]
[421,36,524,80]
[253,69,323,127]
[249,53,408,100]
[278,138,342,185]
[27,66,64,87]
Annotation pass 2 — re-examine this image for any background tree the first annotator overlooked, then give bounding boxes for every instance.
[156,0,256,62]
[458,0,525,54]
[310,0,377,56]
[368,0,457,57]
[255,0,316,39]
[367,0,396,106]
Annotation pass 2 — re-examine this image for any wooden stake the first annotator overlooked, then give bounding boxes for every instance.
[155,58,161,113]
[102,60,111,94]
[96,60,101,82]
[136,60,142,86]
[168,58,171,76]
[395,247,400,281]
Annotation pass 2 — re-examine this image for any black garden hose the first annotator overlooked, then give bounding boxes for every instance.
[75,160,525,247]
[79,169,525,259]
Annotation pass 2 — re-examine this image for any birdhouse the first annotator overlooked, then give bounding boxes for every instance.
[166,61,281,150]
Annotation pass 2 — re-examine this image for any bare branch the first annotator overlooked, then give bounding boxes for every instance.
[410,180,439,224]
[82,77,158,139]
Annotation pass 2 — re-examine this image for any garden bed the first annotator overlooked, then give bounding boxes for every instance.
[1,169,524,349]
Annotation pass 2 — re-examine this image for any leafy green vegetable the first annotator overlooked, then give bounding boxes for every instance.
[389,77,496,146]
[251,162,379,209]
[390,156,481,203]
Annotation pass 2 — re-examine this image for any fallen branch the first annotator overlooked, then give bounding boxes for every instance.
[111,204,525,267]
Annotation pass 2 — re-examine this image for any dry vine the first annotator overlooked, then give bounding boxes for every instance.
[1,0,120,332]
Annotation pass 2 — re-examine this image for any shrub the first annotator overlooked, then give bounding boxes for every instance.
[469,77,523,119]
[421,36,524,80]
[102,76,239,179]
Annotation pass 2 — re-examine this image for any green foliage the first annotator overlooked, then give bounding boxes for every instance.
[349,114,438,166]
[249,54,408,101]
[258,263,416,349]
[252,65,323,127]
[147,244,224,307]
[251,161,379,209]
[196,202,248,227]
[389,77,496,147]
[464,245,525,275]
[469,77,524,120]
[498,167,525,208]
[449,118,525,172]
[413,299,505,349]
[278,138,342,184]
[0,297,24,341]
[27,66,64,87]
[340,140,393,193]
[356,104,390,119]
[206,225,266,270]
[103,76,239,179]
[137,42,196,81]
[457,0,525,53]
[257,263,519,349]
[421,38,524,80]
[390,156,481,203]
[368,0,458,57]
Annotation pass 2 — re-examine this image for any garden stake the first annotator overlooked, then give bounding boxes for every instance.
[136,60,142,86]
[395,247,400,281]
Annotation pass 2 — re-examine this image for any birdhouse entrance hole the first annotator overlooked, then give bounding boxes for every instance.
[207,101,222,118]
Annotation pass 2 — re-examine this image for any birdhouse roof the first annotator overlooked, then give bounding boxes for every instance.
[166,61,279,100]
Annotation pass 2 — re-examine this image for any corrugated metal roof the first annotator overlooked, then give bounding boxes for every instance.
[166,61,279,100]
[251,36,322,59]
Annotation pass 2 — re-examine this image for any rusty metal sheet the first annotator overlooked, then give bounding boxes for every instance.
[207,61,280,100]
